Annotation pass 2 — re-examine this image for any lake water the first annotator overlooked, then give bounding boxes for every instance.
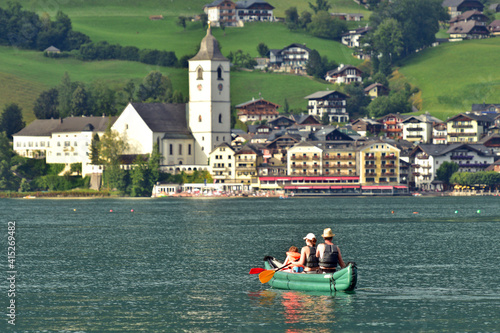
[1,196,499,332]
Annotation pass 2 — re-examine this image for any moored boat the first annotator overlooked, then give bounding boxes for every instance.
[263,256,357,292]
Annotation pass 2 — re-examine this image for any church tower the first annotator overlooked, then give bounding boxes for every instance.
[188,25,231,165]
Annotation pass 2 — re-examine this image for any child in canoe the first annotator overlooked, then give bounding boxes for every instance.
[282,246,304,273]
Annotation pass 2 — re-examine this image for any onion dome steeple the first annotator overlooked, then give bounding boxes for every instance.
[190,23,228,61]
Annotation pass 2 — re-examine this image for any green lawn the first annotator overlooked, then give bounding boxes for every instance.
[0,0,371,18]
[0,45,335,124]
[398,38,500,120]
[71,18,361,61]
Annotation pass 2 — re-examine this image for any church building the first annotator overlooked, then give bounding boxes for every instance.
[112,25,232,174]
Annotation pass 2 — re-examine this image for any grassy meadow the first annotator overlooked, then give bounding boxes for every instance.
[0,45,334,123]
[398,38,500,121]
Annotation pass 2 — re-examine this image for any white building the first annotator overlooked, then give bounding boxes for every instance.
[402,114,443,144]
[304,90,349,123]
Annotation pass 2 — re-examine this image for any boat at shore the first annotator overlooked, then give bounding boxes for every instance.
[263,256,357,292]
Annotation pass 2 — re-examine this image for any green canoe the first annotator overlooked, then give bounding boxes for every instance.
[263,256,357,292]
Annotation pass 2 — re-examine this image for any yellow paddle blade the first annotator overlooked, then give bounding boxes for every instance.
[258,270,276,284]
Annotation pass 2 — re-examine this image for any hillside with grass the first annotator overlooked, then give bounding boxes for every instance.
[398,38,500,121]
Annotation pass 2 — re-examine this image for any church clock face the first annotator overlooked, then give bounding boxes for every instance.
[218,83,223,91]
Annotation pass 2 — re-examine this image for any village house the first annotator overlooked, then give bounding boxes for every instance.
[13,116,116,177]
[402,113,443,144]
[234,144,261,185]
[446,112,495,143]
[411,143,494,190]
[364,83,389,100]
[487,20,500,36]
[236,97,280,123]
[442,0,484,18]
[449,10,489,25]
[269,43,311,73]
[351,118,383,136]
[43,46,60,54]
[204,0,237,27]
[209,142,236,183]
[447,20,490,39]
[471,102,500,113]
[358,141,400,185]
[432,123,448,144]
[478,133,500,155]
[377,113,408,140]
[304,90,349,123]
[325,64,363,85]
[341,26,370,48]
[235,0,275,23]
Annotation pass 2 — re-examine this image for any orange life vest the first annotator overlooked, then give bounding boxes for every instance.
[286,251,304,268]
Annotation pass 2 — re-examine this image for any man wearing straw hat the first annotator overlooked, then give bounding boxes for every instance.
[316,228,346,273]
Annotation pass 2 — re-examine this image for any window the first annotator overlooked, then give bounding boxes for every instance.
[217,66,223,80]
[197,67,203,80]
[169,144,173,155]
[199,115,202,122]
[219,114,222,123]
[74,142,77,146]
[188,144,192,155]
[64,141,70,147]
[179,144,182,155]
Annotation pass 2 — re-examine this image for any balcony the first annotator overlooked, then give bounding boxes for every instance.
[384,163,396,168]
[386,128,402,132]
[458,163,489,168]
[312,155,320,161]
[416,153,429,159]
[382,155,397,160]
[451,155,474,160]
[365,155,376,160]
[385,120,397,125]
[365,172,377,176]
[291,155,310,161]
[452,124,473,128]
[448,132,476,137]
[406,135,423,139]
[407,127,423,132]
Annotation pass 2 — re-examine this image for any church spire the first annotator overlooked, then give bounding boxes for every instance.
[190,24,228,61]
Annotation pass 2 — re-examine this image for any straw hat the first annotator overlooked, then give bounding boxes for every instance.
[322,228,335,238]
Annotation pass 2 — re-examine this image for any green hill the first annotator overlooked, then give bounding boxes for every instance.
[398,38,500,121]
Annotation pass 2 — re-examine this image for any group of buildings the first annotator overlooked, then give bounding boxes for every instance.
[12,24,500,196]
[444,0,500,39]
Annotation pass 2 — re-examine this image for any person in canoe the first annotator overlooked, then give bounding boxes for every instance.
[282,246,304,272]
[316,228,346,273]
[291,233,319,273]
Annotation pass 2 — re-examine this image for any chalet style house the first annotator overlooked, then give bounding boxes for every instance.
[442,0,484,18]
[377,113,408,139]
[401,114,443,144]
[351,118,383,136]
[269,44,311,73]
[433,123,448,144]
[203,0,274,27]
[446,113,495,142]
[325,65,363,84]
[236,97,280,123]
[341,26,370,48]
[488,20,500,35]
[471,103,500,112]
[448,21,490,39]
[411,143,494,190]
[364,83,389,99]
[304,90,349,123]
[449,10,489,25]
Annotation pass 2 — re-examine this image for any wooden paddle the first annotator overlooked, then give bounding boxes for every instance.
[259,263,291,284]
[249,267,266,274]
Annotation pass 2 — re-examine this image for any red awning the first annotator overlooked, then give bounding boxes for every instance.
[395,186,408,189]
[342,185,360,189]
[259,177,291,181]
[341,176,360,181]
[284,186,297,189]
[330,186,343,189]
[312,186,330,189]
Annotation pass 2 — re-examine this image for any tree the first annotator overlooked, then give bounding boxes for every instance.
[58,72,76,118]
[71,84,90,116]
[344,82,371,118]
[285,7,299,30]
[177,16,187,30]
[283,98,290,113]
[89,81,116,116]
[137,71,172,102]
[308,11,347,40]
[1,103,25,139]
[130,155,148,197]
[147,143,162,190]
[371,18,403,71]
[306,49,325,78]
[308,0,331,14]
[436,161,459,190]
[257,42,269,57]
[99,125,128,191]
[0,132,17,190]
[299,11,312,29]
[33,88,59,119]
[89,133,100,165]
